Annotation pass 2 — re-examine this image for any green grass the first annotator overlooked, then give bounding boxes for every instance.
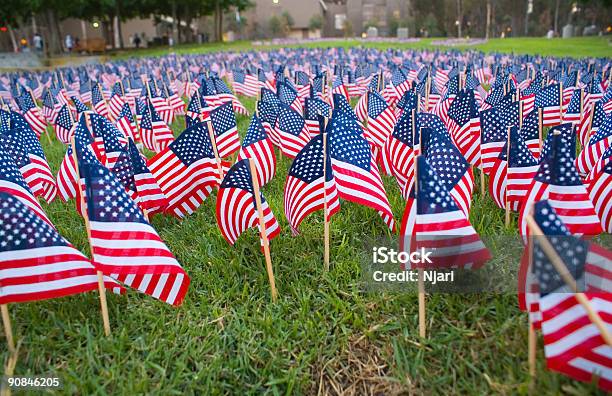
[3,38,611,394]
[109,36,612,59]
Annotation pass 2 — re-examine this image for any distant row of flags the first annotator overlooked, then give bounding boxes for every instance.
[0,47,611,390]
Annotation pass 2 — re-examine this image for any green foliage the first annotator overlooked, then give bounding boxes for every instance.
[308,14,323,31]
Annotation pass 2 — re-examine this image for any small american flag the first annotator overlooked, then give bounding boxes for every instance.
[0,192,121,304]
[275,104,310,159]
[383,108,417,196]
[17,91,46,137]
[237,114,276,187]
[447,89,481,167]
[400,156,490,269]
[0,138,52,226]
[147,122,220,217]
[519,128,603,239]
[535,83,562,126]
[365,91,397,149]
[5,113,57,203]
[586,144,612,233]
[284,133,340,234]
[108,82,126,120]
[216,159,280,247]
[529,200,612,392]
[327,110,395,230]
[115,102,140,143]
[127,138,167,215]
[210,101,240,158]
[53,104,74,144]
[421,126,474,217]
[304,97,331,139]
[139,100,174,153]
[91,82,109,118]
[82,161,190,306]
[576,112,612,177]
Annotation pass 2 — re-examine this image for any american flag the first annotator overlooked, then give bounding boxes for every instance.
[210,76,249,116]
[0,192,121,304]
[139,100,174,153]
[42,89,60,122]
[108,148,137,201]
[586,143,612,233]
[148,82,174,125]
[257,96,281,146]
[331,74,349,101]
[519,129,603,239]
[576,112,612,177]
[304,97,331,139]
[284,133,340,234]
[480,107,510,174]
[5,114,57,203]
[365,91,397,149]
[209,101,240,158]
[446,89,481,167]
[578,100,606,148]
[82,161,190,306]
[563,88,583,124]
[91,82,109,118]
[237,114,276,187]
[186,92,203,124]
[232,69,259,97]
[164,83,185,115]
[277,80,303,114]
[535,83,562,126]
[147,122,220,217]
[127,138,167,215]
[53,104,75,144]
[506,127,539,211]
[327,110,395,230]
[216,159,280,247]
[115,102,140,143]
[518,110,541,158]
[56,117,95,202]
[17,91,46,137]
[92,113,128,168]
[400,156,490,269]
[0,138,52,226]
[275,103,310,159]
[421,126,474,217]
[529,200,612,392]
[383,108,417,196]
[108,82,126,121]
[71,95,90,117]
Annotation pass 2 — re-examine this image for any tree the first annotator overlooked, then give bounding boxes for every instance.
[268,15,282,37]
[308,14,323,31]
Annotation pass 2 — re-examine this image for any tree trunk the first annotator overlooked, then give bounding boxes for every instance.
[184,15,193,43]
[456,0,463,38]
[214,0,223,42]
[115,2,124,48]
[31,14,37,36]
[8,26,18,52]
[177,15,182,44]
[171,1,178,44]
[44,9,62,54]
[553,0,560,35]
[485,0,491,39]
[524,0,529,36]
[81,20,88,41]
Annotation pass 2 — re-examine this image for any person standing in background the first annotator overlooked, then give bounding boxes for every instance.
[65,34,73,53]
[33,32,43,54]
[134,33,141,49]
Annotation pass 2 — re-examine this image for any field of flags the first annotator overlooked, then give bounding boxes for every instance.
[1,46,612,392]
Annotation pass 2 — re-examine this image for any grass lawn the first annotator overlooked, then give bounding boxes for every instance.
[3,39,611,394]
[110,36,612,59]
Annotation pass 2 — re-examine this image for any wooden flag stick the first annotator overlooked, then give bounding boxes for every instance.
[248,159,278,302]
[526,233,537,380]
[322,129,330,271]
[537,108,543,150]
[559,82,564,123]
[525,215,612,346]
[71,135,111,337]
[505,126,511,226]
[414,157,426,338]
[206,120,224,187]
[1,304,15,356]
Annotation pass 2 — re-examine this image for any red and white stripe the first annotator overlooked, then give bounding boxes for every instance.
[19,154,57,203]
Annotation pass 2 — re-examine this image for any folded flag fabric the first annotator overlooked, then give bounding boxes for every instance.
[216,159,280,247]
[82,161,190,306]
[284,133,340,234]
[0,192,122,304]
[400,156,490,269]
